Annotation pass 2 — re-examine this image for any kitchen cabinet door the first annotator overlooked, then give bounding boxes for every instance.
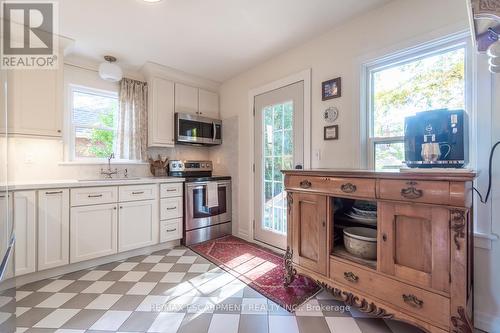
[198,89,219,118]
[14,191,36,276]
[118,200,159,252]
[291,192,328,275]
[2,68,63,137]
[38,189,70,271]
[70,203,118,263]
[175,83,198,115]
[148,77,175,147]
[378,202,450,293]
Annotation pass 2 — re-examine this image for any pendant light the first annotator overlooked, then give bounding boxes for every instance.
[99,55,123,82]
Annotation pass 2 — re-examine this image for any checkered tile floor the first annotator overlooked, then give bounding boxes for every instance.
[1,246,433,332]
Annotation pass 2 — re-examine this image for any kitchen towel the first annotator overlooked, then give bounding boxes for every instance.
[206,182,219,208]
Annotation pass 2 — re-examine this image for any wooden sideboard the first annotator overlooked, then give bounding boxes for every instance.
[282,169,475,333]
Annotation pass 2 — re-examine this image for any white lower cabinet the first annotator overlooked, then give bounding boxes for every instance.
[38,189,70,271]
[119,200,159,252]
[0,193,14,279]
[14,191,37,276]
[70,203,118,263]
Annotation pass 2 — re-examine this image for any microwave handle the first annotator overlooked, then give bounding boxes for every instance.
[212,122,216,141]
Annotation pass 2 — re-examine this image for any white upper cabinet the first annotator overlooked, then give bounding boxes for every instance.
[14,191,37,276]
[198,89,219,118]
[38,189,70,271]
[2,66,63,138]
[175,83,199,115]
[148,77,175,148]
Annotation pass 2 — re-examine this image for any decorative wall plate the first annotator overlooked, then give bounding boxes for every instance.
[324,106,339,123]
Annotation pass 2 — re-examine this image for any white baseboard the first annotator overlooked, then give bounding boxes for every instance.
[13,240,180,287]
[475,310,500,332]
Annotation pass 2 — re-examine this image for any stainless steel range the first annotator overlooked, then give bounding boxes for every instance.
[169,160,231,245]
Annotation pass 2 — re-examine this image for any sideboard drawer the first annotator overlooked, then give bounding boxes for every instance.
[71,186,118,206]
[379,179,449,204]
[331,259,450,328]
[286,176,375,198]
[119,184,157,202]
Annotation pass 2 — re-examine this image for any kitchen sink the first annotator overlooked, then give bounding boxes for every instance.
[78,177,142,182]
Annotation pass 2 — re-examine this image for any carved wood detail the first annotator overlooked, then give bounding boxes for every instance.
[318,281,394,319]
[472,0,500,19]
[451,307,473,333]
[451,209,466,251]
[287,192,293,215]
[283,246,296,287]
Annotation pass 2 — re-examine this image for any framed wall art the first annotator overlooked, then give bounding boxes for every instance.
[322,77,341,100]
[324,125,339,140]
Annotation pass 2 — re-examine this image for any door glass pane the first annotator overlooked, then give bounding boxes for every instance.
[262,101,293,235]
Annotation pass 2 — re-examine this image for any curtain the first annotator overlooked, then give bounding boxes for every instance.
[117,78,148,161]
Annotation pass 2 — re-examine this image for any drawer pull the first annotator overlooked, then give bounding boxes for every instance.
[45,191,63,195]
[343,271,359,283]
[299,180,312,189]
[166,189,177,192]
[400,182,423,199]
[88,194,103,198]
[167,207,177,210]
[402,294,424,308]
[132,191,145,195]
[340,183,357,193]
[166,228,177,232]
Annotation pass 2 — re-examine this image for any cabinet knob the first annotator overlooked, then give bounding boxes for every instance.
[343,271,359,283]
[113,206,117,210]
[57,130,61,133]
[340,183,357,193]
[299,180,311,189]
[400,182,423,199]
[402,294,423,308]
[382,233,387,242]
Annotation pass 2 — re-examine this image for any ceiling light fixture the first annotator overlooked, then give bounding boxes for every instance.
[143,0,163,3]
[98,55,123,82]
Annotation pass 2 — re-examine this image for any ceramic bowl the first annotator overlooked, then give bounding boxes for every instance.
[343,227,377,260]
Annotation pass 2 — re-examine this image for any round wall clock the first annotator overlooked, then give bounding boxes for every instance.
[324,106,339,123]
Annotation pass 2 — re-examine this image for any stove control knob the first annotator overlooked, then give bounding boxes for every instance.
[172,163,177,168]
[179,163,183,168]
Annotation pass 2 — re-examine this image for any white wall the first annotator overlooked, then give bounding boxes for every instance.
[219,0,500,331]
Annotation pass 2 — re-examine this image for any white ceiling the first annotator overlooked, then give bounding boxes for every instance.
[58,0,389,82]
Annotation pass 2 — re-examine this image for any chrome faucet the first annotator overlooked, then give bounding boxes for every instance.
[100,153,118,179]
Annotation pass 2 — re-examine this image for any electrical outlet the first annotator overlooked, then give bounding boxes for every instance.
[24,153,34,164]
[314,149,321,161]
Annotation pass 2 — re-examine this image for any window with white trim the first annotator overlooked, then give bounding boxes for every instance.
[69,85,119,160]
[366,37,469,170]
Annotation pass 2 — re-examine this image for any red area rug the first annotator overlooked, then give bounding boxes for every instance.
[190,235,321,311]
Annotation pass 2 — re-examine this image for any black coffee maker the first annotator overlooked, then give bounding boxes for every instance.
[404,109,468,168]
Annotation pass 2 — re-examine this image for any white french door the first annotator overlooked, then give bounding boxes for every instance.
[254,81,304,250]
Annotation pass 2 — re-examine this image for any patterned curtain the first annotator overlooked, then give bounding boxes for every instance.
[117,78,148,161]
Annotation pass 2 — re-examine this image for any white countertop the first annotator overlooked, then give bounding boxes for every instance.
[0,176,185,191]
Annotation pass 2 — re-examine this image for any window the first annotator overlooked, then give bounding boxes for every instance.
[70,85,119,160]
[366,37,468,170]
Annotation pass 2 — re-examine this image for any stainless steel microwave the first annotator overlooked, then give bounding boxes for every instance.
[175,113,222,146]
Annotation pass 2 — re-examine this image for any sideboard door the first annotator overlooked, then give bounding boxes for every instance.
[378,202,450,293]
[291,193,327,275]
